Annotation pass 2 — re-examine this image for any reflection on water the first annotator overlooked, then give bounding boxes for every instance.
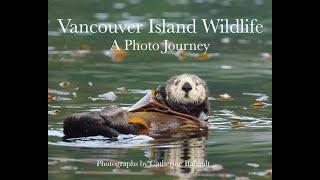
[146,135,208,179]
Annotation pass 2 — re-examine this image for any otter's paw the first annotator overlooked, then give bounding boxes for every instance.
[100,106,141,135]
[155,85,167,105]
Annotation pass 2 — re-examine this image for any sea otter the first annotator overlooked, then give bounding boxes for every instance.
[156,73,210,117]
[63,74,210,139]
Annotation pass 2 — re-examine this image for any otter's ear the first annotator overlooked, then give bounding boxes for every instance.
[167,75,178,85]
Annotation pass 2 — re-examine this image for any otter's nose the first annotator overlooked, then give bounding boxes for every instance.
[182,82,192,93]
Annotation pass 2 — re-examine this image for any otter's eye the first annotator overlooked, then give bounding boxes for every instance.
[174,80,180,86]
[193,78,200,86]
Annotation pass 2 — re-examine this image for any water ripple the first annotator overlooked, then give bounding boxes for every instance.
[208,109,272,130]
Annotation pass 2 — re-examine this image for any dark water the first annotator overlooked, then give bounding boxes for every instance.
[48,0,272,179]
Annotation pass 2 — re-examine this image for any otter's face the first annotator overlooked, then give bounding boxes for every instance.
[166,74,208,105]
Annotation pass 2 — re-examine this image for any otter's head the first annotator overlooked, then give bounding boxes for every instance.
[166,74,208,105]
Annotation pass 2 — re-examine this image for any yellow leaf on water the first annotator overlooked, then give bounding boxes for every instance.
[48,94,54,102]
[197,53,210,61]
[108,46,128,62]
[79,44,89,50]
[252,101,264,108]
[229,119,245,129]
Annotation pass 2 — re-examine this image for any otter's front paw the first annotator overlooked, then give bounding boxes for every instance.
[99,106,138,135]
[156,85,167,105]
